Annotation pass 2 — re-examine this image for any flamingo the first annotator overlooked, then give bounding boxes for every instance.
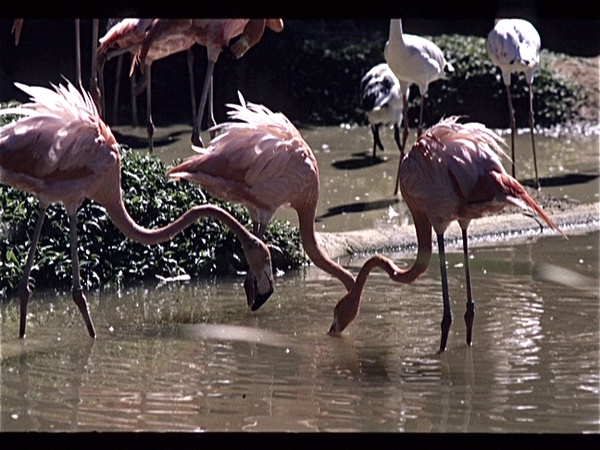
[360,62,403,158]
[97,19,200,152]
[488,18,541,189]
[167,95,355,311]
[329,117,565,352]
[384,19,454,195]
[0,81,274,338]
[134,19,284,148]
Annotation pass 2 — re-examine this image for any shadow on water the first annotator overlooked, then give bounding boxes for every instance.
[521,172,599,188]
[331,152,390,170]
[317,197,401,221]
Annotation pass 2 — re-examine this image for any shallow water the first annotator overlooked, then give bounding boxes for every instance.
[1,125,599,432]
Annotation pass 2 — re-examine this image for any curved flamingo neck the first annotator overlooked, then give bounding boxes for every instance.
[102,197,255,248]
[330,210,432,334]
[297,207,355,291]
[357,211,432,296]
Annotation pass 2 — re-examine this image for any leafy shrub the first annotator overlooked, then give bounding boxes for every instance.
[0,148,306,296]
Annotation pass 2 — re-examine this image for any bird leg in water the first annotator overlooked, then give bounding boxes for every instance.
[528,82,540,189]
[393,123,402,156]
[505,83,517,179]
[18,205,47,338]
[371,124,384,158]
[462,228,474,346]
[437,233,452,352]
[69,213,96,338]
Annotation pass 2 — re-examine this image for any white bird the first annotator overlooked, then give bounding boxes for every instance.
[360,63,403,158]
[488,18,541,189]
[384,18,454,195]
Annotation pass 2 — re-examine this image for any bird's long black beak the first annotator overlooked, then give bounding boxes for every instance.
[250,277,274,312]
[244,273,274,311]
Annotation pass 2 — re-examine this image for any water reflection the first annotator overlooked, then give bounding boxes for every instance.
[1,124,598,432]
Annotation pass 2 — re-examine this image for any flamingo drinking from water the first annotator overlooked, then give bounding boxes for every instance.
[329,117,564,352]
[0,81,274,338]
[167,95,355,311]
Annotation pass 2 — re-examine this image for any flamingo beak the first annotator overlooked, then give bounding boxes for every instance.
[250,276,274,312]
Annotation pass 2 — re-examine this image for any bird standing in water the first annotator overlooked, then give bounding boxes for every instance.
[0,81,274,338]
[488,18,541,189]
[360,62,403,159]
[330,117,565,352]
[384,18,454,195]
[167,95,355,311]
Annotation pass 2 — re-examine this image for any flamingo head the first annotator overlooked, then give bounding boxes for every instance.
[243,238,274,311]
[328,287,360,336]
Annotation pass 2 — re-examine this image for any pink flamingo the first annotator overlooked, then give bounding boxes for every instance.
[134,19,284,148]
[167,95,355,311]
[0,81,274,338]
[329,117,564,352]
[97,18,198,152]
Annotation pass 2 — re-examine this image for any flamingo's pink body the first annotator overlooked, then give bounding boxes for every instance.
[0,81,274,338]
[330,117,564,351]
[168,96,355,311]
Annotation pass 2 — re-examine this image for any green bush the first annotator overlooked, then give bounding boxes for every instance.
[0,148,306,296]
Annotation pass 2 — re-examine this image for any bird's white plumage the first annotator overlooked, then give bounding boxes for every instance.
[488,19,541,85]
[360,63,403,127]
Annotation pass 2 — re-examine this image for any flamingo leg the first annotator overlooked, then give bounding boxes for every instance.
[145,64,154,152]
[528,82,540,189]
[371,124,384,158]
[417,94,425,137]
[393,93,410,195]
[393,123,402,154]
[187,48,197,125]
[130,57,139,128]
[192,59,216,148]
[18,204,47,338]
[462,228,474,346]
[208,75,216,138]
[111,54,123,125]
[68,212,96,338]
[90,19,101,116]
[75,19,83,91]
[437,233,452,352]
[505,83,516,179]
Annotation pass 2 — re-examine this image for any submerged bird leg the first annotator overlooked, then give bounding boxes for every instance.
[18,205,47,338]
[68,212,96,338]
[528,82,540,189]
[192,59,216,147]
[145,64,155,152]
[462,228,474,346]
[438,233,452,352]
[505,83,516,179]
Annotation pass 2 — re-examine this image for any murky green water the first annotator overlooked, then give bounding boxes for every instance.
[1,125,599,432]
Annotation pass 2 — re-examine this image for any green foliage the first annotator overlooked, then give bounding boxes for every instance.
[0,148,306,297]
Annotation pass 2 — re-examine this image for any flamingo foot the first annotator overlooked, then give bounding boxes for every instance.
[464,302,474,346]
[72,286,96,339]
